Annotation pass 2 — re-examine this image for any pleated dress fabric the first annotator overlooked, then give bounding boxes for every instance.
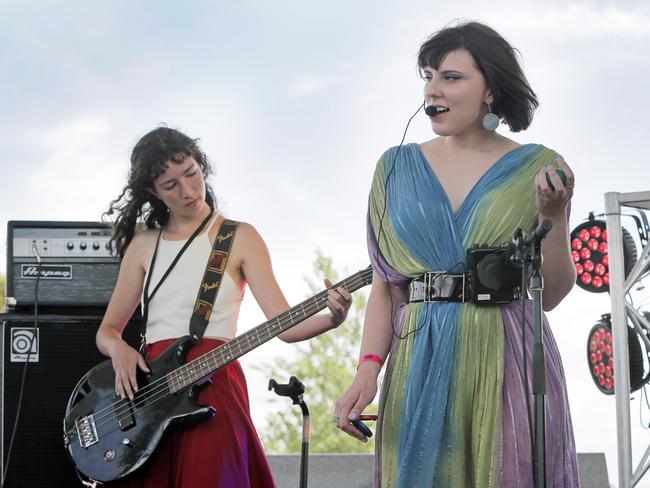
[367,143,580,487]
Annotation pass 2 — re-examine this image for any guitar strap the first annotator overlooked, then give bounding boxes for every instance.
[189,219,239,343]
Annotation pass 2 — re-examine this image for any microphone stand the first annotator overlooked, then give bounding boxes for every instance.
[269,376,310,488]
[512,220,552,488]
[530,233,546,488]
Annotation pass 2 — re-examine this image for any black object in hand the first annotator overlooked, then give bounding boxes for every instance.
[545,168,567,191]
[351,419,373,438]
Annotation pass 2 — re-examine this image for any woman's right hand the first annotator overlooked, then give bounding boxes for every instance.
[334,364,380,441]
[108,339,150,400]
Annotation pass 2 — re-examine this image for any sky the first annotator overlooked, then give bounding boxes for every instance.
[1,0,650,486]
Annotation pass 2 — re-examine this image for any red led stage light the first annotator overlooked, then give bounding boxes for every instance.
[570,216,637,293]
[587,313,650,395]
[574,210,650,397]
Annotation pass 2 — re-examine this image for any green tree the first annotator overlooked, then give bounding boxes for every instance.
[0,274,5,312]
[257,251,378,454]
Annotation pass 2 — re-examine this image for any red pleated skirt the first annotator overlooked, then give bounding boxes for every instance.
[108,338,276,488]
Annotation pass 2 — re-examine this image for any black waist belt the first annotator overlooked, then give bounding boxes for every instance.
[408,272,468,303]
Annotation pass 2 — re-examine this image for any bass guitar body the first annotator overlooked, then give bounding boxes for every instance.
[64,336,212,483]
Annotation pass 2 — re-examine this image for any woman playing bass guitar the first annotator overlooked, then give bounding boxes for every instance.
[95,126,352,487]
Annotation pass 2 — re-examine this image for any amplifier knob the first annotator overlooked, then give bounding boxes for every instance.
[92,241,100,251]
[79,241,87,251]
[66,241,74,250]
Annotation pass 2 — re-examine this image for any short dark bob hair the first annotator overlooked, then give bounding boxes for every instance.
[417,21,538,132]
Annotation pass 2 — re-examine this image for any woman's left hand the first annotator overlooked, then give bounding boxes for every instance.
[535,156,575,218]
[324,278,353,328]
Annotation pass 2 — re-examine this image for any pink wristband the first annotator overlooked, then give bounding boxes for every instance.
[358,354,383,369]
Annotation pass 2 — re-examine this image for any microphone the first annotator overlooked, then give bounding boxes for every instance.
[424,104,446,117]
[424,104,436,116]
[528,219,553,244]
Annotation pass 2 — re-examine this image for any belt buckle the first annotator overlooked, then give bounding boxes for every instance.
[409,271,467,303]
[439,272,466,302]
[425,271,438,302]
[408,279,423,303]
[444,272,464,303]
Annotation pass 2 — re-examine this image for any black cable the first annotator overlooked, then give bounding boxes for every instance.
[372,102,470,341]
[640,385,650,429]
[593,212,637,218]
[639,383,650,430]
[394,261,466,340]
[371,101,425,340]
[141,208,214,348]
[593,211,649,246]
[1,245,41,488]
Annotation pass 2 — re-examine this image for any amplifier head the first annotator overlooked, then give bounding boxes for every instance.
[6,221,119,312]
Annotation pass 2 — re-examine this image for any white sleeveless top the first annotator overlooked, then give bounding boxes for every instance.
[143,215,243,343]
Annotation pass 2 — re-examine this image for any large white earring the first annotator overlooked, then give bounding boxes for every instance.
[482,103,500,131]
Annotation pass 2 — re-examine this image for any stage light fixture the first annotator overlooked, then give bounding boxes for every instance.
[578,209,650,395]
[587,313,650,395]
[570,214,638,293]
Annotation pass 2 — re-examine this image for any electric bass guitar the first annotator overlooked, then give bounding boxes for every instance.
[63,266,373,483]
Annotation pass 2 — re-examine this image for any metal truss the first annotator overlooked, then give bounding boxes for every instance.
[606,191,650,488]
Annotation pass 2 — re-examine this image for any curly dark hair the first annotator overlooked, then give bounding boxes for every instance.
[104,126,217,258]
[417,21,539,132]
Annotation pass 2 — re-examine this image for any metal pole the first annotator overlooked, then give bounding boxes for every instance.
[530,241,546,488]
[606,191,633,488]
[298,401,310,488]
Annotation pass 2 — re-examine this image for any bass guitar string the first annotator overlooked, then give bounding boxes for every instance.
[79,273,368,437]
[87,284,338,428]
[68,272,371,439]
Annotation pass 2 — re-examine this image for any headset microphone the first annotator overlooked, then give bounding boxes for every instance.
[424,104,437,117]
[424,103,449,117]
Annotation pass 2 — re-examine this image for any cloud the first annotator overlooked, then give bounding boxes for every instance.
[28,116,127,218]
[285,73,337,96]
[398,3,650,46]
[492,4,650,40]
[36,116,110,154]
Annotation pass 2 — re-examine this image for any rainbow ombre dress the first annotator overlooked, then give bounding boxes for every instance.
[368,143,579,487]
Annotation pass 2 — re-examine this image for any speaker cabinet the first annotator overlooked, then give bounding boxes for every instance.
[0,314,141,487]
